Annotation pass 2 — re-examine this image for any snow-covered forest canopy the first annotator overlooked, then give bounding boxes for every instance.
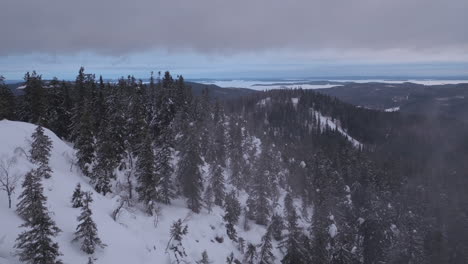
[1,69,468,264]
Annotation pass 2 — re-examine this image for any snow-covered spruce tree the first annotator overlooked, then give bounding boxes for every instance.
[258,226,275,264]
[283,192,294,221]
[74,102,95,176]
[16,169,44,222]
[126,82,147,155]
[211,100,227,167]
[71,183,84,208]
[30,124,53,179]
[177,108,203,213]
[247,142,279,225]
[244,243,257,264]
[22,71,46,124]
[270,213,284,241]
[87,256,95,264]
[209,164,225,207]
[135,133,158,214]
[92,122,117,196]
[224,190,241,241]
[197,250,211,264]
[15,168,62,264]
[155,130,175,205]
[204,185,214,213]
[0,75,16,120]
[281,208,310,264]
[225,252,237,264]
[246,169,271,225]
[227,116,244,189]
[73,192,105,255]
[167,219,188,264]
[197,88,211,161]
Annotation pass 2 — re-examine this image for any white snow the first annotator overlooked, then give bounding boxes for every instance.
[385,106,400,112]
[0,120,285,264]
[328,223,338,238]
[291,98,299,108]
[310,109,363,148]
[199,79,468,90]
[199,80,342,90]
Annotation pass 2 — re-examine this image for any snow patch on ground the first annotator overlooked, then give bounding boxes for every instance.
[309,109,363,148]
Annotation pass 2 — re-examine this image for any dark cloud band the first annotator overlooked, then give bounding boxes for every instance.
[1,0,467,55]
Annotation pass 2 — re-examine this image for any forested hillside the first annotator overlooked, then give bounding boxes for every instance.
[0,69,467,263]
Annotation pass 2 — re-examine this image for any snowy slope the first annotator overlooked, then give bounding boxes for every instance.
[310,109,363,148]
[0,120,294,264]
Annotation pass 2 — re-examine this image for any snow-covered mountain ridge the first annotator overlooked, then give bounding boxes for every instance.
[0,120,300,264]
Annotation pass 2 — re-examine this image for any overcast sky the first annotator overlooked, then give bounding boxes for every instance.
[1,0,467,80]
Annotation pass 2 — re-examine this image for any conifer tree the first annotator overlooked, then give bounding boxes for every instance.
[270,213,284,241]
[71,183,84,208]
[30,124,53,178]
[16,169,45,222]
[204,185,214,213]
[177,114,203,213]
[22,71,46,124]
[135,133,158,214]
[197,250,211,264]
[246,168,271,225]
[167,219,188,264]
[227,116,244,189]
[155,130,175,204]
[75,102,95,176]
[244,243,257,264]
[73,192,105,255]
[258,226,275,264]
[126,82,147,155]
[92,120,117,196]
[226,252,236,264]
[224,191,241,241]
[281,208,310,264]
[0,75,16,120]
[15,169,62,264]
[212,100,226,167]
[210,164,225,207]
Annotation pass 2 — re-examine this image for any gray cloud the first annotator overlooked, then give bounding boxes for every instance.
[1,0,467,56]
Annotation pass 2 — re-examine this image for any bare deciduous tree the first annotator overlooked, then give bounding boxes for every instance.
[0,155,20,208]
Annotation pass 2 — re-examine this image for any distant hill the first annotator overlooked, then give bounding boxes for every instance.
[317,82,468,123]
[187,81,257,100]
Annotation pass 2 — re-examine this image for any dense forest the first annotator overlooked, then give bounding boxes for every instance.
[1,69,468,263]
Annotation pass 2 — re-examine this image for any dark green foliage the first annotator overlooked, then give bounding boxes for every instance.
[177,110,203,213]
[209,164,225,207]
[75,102,95,176]
[227,116,244,189]
[21,71,46,124]
[16,169,45,222]
[244,243,257,264]
[211,100,226,167]
[168,219,189,264]
[281,208,310,264]
[73,192,105,255]
[155,132,175,204]
[258,227,275,264]
[71,183,84,208]
[224,191,241,241]
[15,169,62,264]
[30,125,53,178]
[0,76,15,120]
[135,134,158,214]
[197,250,211,264]
[270,213,284,241]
